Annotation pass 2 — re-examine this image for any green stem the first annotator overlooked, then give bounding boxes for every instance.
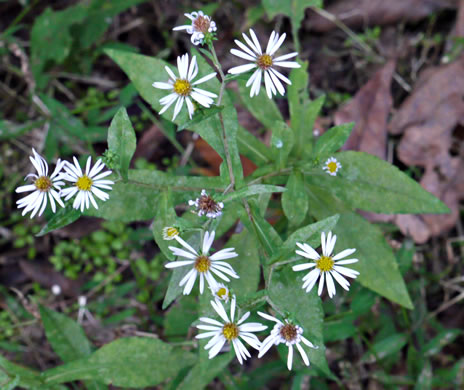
[265,296,285,318]
[1,0,39,38]
[206,42,235,194]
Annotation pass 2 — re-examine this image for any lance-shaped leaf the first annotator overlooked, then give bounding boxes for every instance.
[307,151,449,214]
[222,184,286,202]
[282,169,308,226]
[313,123,354,157]
[42,337,196,387]
[37,207,81,236]
[269,214,340,264]
[107,107,136,181]
[268,267,332,377]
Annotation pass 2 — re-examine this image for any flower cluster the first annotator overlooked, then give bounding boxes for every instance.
[173,11,217,45]
[16,149,114,217]
[164,218,359,367]
[154,13,302,120]
[156,10,360,370]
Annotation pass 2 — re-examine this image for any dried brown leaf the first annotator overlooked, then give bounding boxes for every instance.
[305,0,458,33]
[335,60,396,159]
[387,55,464,242]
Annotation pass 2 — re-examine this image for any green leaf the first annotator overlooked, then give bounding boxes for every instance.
[306,184,412,307]
[362,334,408,362]
[39,305,92,362]
[269,215,339,264]
[222,184,286,202]
[236,289,267,311]
[237,125,273,165]
[75,0,147,49]
[262,0,323,37]
[152,191,177,261]
[104,48,170,111]
[295,95,325,158]
[0,355,44,388]
[246,201,282,257]
[219,105,244,186]
[226,228,261,295]
[423,329,461,357]
[282,170,308,226]
[324,318,357,342]
[177,106,224,131]
[329,212,413,308]
[31,7,87,77]
[237,80,284,131]
[84,169,225,222]
[0,119,45,140]
[287,61,319,157]
[288,61,309,120]
[43,337,196,387]
[268,267,332,377]
[415,359,432,390]
[39,306,105,390]
[37,207,81,236]
[307,151,450,214]
[271,121,294,168]
[163,296,198,338]
[105,47,221,128]
[107,107,136,181]
[85,178,160,222]
[313,123,354,157]
[2,376,20,390]
[162,233,201,309]
[177,352,233,390]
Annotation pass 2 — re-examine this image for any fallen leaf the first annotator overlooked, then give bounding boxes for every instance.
[389,57,464,136]
[387,55,464,242]
[335,60,396,159]
[193,137,257,177]
[305,0,458,33]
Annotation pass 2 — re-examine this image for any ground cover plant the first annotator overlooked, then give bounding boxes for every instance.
[1,0,464,389]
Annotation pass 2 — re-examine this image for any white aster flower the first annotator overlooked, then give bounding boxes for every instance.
[162,226,180,240]
[228,29,301,99]
[165,231,239,295]
[323,157,341,176]
[196,297,267,364]
[61,156,114,212]
[210,283,232,303]
[152,54,217,121]
[173,11,217,45]
[258,312,317,370]
[293,231,359,298]
[16,148,66,218]
[188,189,224,218]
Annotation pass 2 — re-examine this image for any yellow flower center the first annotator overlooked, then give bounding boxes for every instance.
[222,322,239,341]
[194,255,211,273]
[280,324,297,342]
[76,175,93,191]
[34,176,52,192]
[327,161,338,173]
[257,54,273,70]
[316,256,334,272]
[165,227,179,238]
[173,79,192,96]
[217,287,228,299]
